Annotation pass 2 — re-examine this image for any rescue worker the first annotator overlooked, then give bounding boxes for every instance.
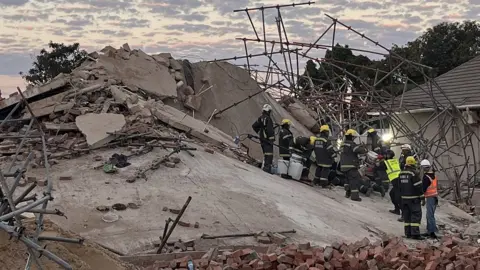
[399,144,417,170]
[252,104,275,173]
[340,129,367,201]
[313,125,336,187]
[373,154,388,197]
[359,177,373,197]
[290,136,314,181]
[359,154,386,197]
[329,161,343,186]
[385,150,402,216]
[278,119,293,161]
[421,159,438,239]
[399,156,424,240]
[366,128,383,154]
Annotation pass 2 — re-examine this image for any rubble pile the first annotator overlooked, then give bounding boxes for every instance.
[146,236,480,270]
[0,44,253,168]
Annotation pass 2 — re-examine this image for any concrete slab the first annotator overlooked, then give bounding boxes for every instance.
[75,113,126,148]
[152,103,235,147]
[20,146,474,255]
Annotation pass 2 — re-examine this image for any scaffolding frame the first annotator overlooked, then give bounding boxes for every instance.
[210,2,479,203]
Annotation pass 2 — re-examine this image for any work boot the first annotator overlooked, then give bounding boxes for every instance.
[365,187,373,197]
[344,184,351,198]
[351,197,362,202]
[397,217,404,222]
[379,186,386,197]
[411,235,425,240]
[389,209,401,215]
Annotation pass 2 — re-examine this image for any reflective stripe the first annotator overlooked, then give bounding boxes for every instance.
[351,190,359,192]
[268,136,275,140]
[401,195,423,199]
[413,181,422,186]
[282,134,292,139]
[279,154,290,157]
[405,223,420,227]
[264,153,273,155]
[320,178,328,180]
[327,145,333,149]
[353,146,360,152]
[401,170,415,176]
[341,165,355,168]
[318,163,330,167]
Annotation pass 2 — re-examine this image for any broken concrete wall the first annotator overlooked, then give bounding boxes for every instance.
[167,61,313,160]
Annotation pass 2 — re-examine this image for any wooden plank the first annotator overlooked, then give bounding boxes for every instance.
[43,122,78,131]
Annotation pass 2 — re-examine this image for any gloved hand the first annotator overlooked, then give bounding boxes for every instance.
[421,198,426,206]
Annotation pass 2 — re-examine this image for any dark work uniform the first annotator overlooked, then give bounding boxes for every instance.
[290,136,313,179]
[278,125,293,161]
[339,138,367,201]
[398,166,423,238]
[399,150,417,170]
[313,132,336,187]
[367,133,383,154]
[252,112,275,173]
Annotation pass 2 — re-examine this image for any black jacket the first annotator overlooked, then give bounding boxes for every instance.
[252,113,275,141]
[374,161,389,181]
[339,139,367,171]
[278,127,293,157]
[367,134,383,154]
[313,134,336,167]
[399,150,417,170]
[399,166,423,200]
[290,136,311,156]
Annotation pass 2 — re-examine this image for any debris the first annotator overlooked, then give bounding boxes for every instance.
[108,153,130,168]
[162,207,169,212]
[169,208,181,214]
[157,196,192,254]
[59,176,73,181]
[178,221,191,227]
[96,205,110,212]
[111,203,127,211]
[194,222,200,229]
[127,202,140,209]
[76,113,126,148]
[164,162,176,168]
[201,230,296,239]
[102,212,119,223]
[204,148,214,154]
[103,163,117,174]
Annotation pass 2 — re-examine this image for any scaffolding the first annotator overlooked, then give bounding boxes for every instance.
[0,89,82,269]
[210,2,479,203]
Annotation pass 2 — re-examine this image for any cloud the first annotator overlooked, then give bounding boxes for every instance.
[0,0,29,6]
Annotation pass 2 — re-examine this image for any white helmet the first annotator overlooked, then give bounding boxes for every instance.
[420,159,431,167]
[401,144,411,150]
[262,104,272,112]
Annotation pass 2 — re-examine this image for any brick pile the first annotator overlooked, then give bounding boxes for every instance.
[146,236,480,270]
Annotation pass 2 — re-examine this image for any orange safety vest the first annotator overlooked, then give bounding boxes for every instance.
[424,175,438,197]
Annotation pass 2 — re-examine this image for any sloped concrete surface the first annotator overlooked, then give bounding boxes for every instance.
[21,145,473,255]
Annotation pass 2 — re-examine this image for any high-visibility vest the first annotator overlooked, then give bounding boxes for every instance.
[385,159,401,181]
[425,175,438,197]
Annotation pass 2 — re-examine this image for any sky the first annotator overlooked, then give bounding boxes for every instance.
[0,0,479,96]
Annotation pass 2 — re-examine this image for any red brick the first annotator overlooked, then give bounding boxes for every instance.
[294,263,309,270]
[301,250,313,259]
[305,258,315,267]
[267,254,278,262]
[314,264,324,270]
[330,259,342,268]
[277,264,288,270]
[358,250,368,261]
[373,253,384,262]
[308,268,321,270]
[249,259,260,268]
[425,260,439,270]
[314,253,324,263]
[416,242,427,250]
[242,249,255,256]
[466,266,474,270]
[398,264,411,270]
[348,257,359,269]
[298,242,311,250]
[332,250,342,260]
[277,255,294,265]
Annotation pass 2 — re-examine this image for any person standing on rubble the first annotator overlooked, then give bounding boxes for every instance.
[366,128,384,154]
[252,104,275,173]
[278,119,293,161]
[384,149,403,216]
[420,159,438,239]
[313,125,336,187]
[339,129,367,202]
[399,156,424,240]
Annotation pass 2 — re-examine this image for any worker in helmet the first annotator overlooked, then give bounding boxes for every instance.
[290,136,314,181]
[312,125,336,187]
[421,159,438,239]
[339,129,367,201]
[278,119,293,161]
[366,128,384,154]
[399,156,424,240]
[371,154,387,197]
[252,104,275,173]
[399,144,417,170]
[384,149,402,216]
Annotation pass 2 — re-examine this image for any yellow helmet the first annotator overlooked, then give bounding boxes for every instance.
[281,119,292,125]
[345,129,357,136]
[367,128,375,133]
[320,125,330,132]
[406,156,417,166]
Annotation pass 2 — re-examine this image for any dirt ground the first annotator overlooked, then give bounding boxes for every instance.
[11,142,474,260]
[0,219,136,270]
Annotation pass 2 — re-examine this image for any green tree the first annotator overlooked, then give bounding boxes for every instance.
[20,41,87,85]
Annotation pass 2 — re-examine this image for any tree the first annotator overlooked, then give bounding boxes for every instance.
[20,41,87,85]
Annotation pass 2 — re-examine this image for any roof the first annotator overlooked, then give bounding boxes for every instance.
[394,55,480,113]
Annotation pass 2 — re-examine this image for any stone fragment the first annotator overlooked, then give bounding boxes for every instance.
[76,113,126,148]
[170,59,182,70]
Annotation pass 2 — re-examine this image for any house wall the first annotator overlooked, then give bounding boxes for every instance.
[393,112,480,188]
